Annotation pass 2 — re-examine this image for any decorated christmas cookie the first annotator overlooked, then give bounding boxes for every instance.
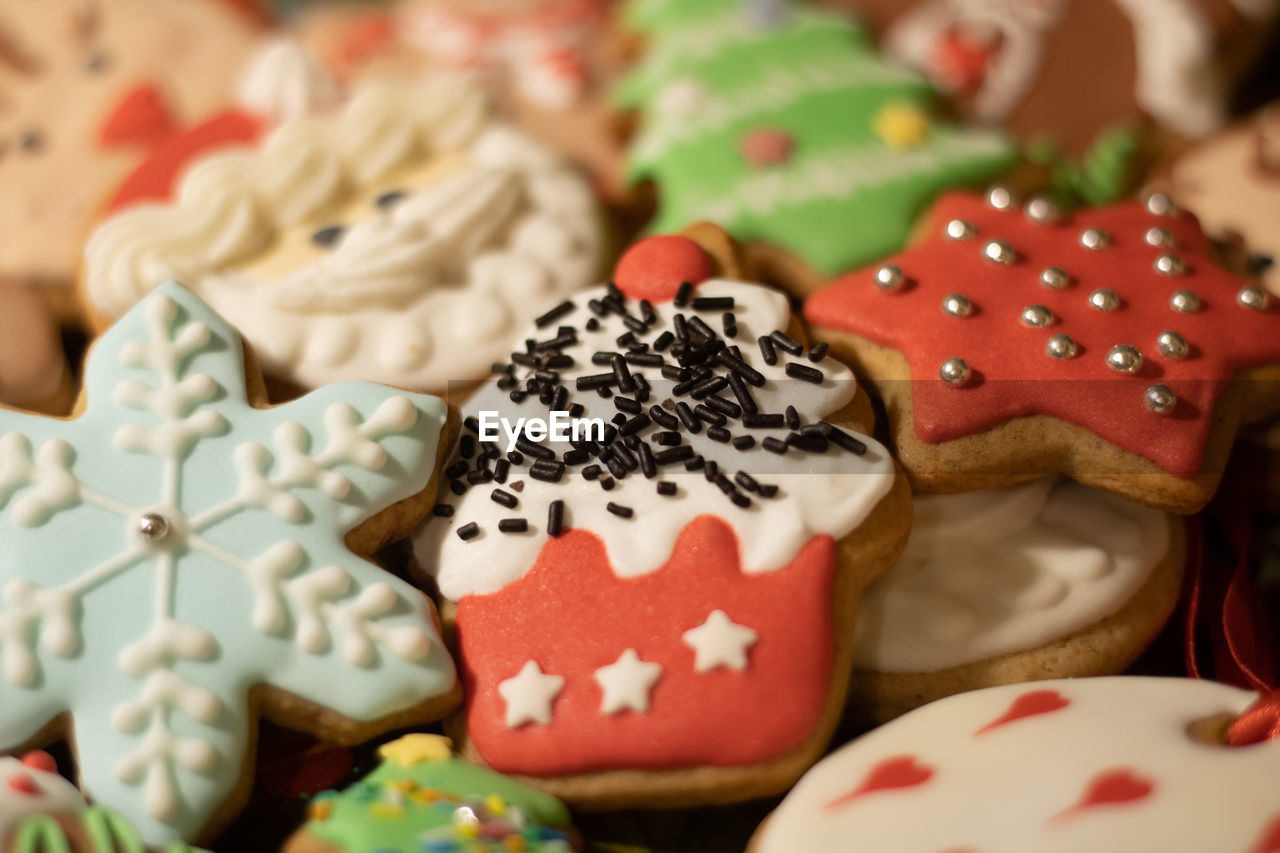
[413,230,911,806]
[1171,105,1280,296]
[850,477,1183,724]
[0,750,205,852]
[0,0,259,317]
[614,0,1016,295]
[284,734,577,852]
[0,282,460,845]
[804,189,1280,514]
[840,0,1279,153]
[750,677,1280,853]
[0,286,73,415]
[82,73,604,395]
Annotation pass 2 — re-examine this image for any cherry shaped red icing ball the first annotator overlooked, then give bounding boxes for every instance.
[613,235,714,303]
[19,751,56,774]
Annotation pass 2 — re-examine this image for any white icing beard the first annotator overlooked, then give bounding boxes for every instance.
[84,75,603,393]
[853,478,1170,672]
[235,37,342,123]
[414,280,898,601]
[0,757,86,842]
[755,678,1277,853]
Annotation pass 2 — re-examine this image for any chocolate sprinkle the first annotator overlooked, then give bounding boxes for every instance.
[535,300,576,328]
[491,489,517,509]
[785,362,824,384]
[456,521,479,541]
[498,518,528,533]
[606,502,634,519]
[547,500,565,536]
[432,503,454,517]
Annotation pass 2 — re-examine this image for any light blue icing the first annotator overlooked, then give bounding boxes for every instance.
[0,282,456,845]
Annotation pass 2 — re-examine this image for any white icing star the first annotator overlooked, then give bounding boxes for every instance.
[498,660,564,728]
[594,649,663,715]
[682,610,759,673]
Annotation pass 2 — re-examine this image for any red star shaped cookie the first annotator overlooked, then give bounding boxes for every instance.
[805,191,1280,513]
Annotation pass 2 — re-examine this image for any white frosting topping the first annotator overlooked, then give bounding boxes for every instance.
[235,37,341,122]
[84,75,602,392]
[414,279,898,600]
[853,478,1170,672]
[0,757,87,842]
[755,677,1278,853]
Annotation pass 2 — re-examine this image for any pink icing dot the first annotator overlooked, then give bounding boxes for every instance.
[740,127,794,168]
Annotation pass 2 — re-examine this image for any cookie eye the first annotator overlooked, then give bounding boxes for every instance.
[375,189,407,210]
[85,50,111,74]
[1249,253,1275,275]
[311,225,345,248]
[18,129,43,153]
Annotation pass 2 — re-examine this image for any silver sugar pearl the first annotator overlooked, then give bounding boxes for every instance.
[1106,344,1144,374]
[1088,288,1121,311]
[1170,290,1201,313]
[982,239,1018,265]
[1020,305,1055,327]
[1045,334,1078,359]
[1154,253,1185,276]
[986,185,1014,210]
[1079,228,1110,250]
[942,293,974,317]
[1039,266,1070,289]
[939,357,971,386]
[1144,384,1177,414]
[1144,226,1173,248]
[945,219,976,240]
[137,512,169,541]
[1238,285,1270,311]
[1025,195,1061,224]
[1156,330,1189,360]
[1145,191,1177,217]
[874,264,906,291]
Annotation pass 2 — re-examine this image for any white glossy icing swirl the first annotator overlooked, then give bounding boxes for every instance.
[414,280,898,600]
[853,478,1170,672]
[235,37,341,122]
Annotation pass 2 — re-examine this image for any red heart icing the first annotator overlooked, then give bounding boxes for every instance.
[825,755,934,811]
[1052,768,1154,822]
[975,689,1070,735]
[99,84,178,150]
[613,235,713,303]
[1246,815,1280,853]
[18,751,56,774]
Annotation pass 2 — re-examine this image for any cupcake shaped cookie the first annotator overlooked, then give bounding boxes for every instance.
[851,477,1183,724]
[82,72,604,395]
[285,734,576,852]
[750,677,1280,852]
[413,231,911,806]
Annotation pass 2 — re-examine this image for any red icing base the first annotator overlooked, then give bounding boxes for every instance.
[613,235,714,302]
[805,194,1280,478]
[457,516,836,776]
[106,109,265,214]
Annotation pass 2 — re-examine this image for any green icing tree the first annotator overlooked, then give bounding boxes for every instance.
[616,0,1017,277]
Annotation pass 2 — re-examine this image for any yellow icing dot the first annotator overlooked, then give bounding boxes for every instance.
[484,794,507,815]
[873,103,930,149]
[457,822,480,839]
[377,733,453,767]
[387,778,419,793]
[306,801,333,821]
[371,802,404,818]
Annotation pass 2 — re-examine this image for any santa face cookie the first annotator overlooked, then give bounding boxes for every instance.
[843,0,1278,153]
[0,282,460,845]
[615,0,1016,294]
[0,751,205,852]
[805,189,1280,514]
[413,232,911,806]
[751,677,1280,853]
[850,477,1182,724]
[1171,106,1280,297]
[83,73,604,395]
[0,0,258,312]
[284,734,576,853]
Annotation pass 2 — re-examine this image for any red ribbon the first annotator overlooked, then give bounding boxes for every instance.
[1183,489,1280,745]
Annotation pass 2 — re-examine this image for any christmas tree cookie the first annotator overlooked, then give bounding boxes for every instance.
[614,0,1016,295]
[805,190,1280,514]
[0,283,460,845]
[284,734,576,852]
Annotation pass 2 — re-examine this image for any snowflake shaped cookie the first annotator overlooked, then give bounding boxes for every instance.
[0,283,457,845]
[805,191,1280,512]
